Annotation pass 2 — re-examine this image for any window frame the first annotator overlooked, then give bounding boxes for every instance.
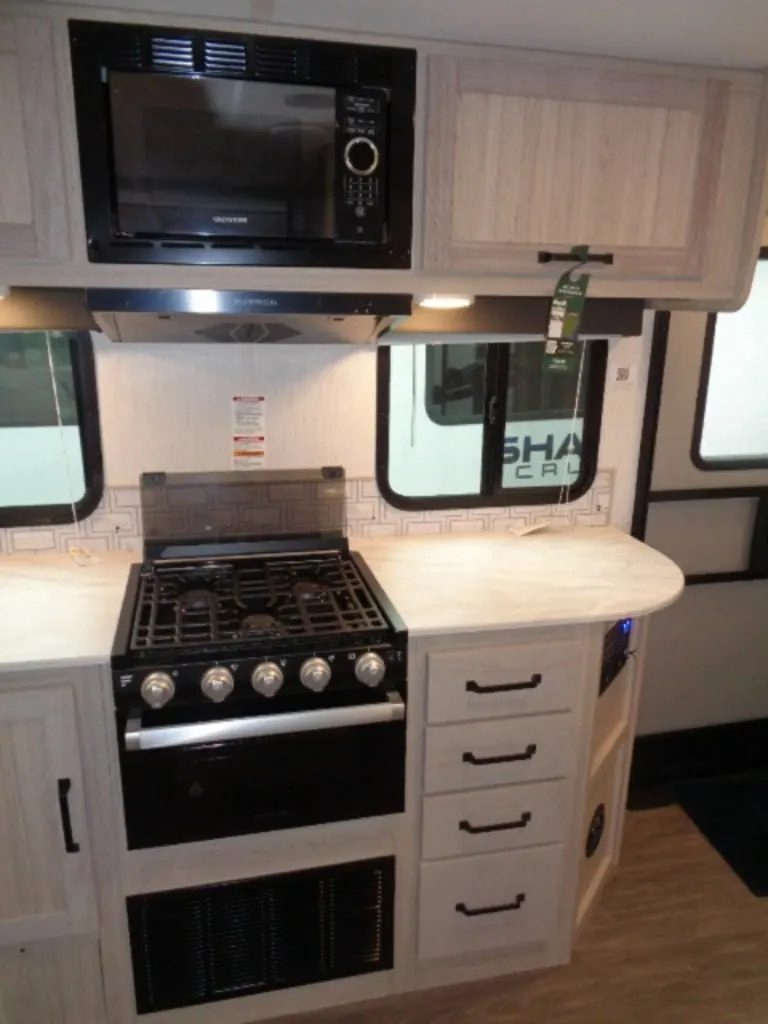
[375,338,608,511]
[0,331,104,528]
[690,248,768,472]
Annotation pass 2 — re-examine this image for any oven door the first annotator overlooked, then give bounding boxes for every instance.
[118,691,406,849]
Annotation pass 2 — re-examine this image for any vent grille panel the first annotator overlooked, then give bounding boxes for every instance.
[127,857,395,1014]
[150,36,194,70]
[204,40,248,74]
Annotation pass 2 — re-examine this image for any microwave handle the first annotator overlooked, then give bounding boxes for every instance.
[125,692,405,752]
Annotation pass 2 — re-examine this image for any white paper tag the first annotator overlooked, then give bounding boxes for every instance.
[231,395,266,469]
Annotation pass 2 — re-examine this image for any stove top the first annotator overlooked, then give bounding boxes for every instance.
[131,551,389,654]
[111,468,406,711]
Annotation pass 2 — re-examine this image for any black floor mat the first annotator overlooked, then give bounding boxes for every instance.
[677,772,768,896]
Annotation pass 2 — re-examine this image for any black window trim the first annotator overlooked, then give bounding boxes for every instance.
[375,339,608,512]
[691,247,768,473]
[0,331,104,528]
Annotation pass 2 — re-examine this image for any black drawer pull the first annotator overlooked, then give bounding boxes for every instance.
[462,744,537,767]
[57,778,80,854]
[466,673,542,695]
[459,811,532,835]
[456,893,526,917]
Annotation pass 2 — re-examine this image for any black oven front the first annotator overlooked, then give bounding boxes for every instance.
[68,21,416,268]
[118,686,405,849]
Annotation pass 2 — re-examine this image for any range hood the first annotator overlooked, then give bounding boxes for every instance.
[86,290,412,344]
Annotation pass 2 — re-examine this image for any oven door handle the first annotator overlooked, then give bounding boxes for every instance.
[124,692,406,752]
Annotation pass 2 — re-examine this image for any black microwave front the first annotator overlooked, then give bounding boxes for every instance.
[68,21,416,269]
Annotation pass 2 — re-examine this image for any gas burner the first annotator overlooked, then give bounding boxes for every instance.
[239,614,285,638]
[179,589,217,615]
[292,581,330,603]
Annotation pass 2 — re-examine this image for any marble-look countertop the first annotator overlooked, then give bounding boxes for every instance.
[0,526,683,672]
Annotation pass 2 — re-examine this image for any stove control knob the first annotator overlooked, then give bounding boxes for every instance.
[200,666,235,703]
[355,651,387,688]
[140,671,175,709]
[300,657,332,693]
[251,661,284,698]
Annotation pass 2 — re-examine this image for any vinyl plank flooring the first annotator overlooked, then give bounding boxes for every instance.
[273,807,768,1024]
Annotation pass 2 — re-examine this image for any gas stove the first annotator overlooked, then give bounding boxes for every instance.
[112,545,406,710]
[111,468,406,712]
[112,469,407,851]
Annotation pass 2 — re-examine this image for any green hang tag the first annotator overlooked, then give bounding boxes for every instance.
[544,245,590,375]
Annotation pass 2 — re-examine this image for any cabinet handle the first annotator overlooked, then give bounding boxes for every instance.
[462,744,537,767]
[456,894,526,917]
[459,811,532,834]
[466,674,541,694]
[57,778,80,854]
[538,250,614,265]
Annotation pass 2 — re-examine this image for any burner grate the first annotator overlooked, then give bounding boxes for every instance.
[130,553,388,652]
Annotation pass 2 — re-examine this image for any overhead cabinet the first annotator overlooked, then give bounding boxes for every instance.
[423,53,768,304]
[0,16,70,260]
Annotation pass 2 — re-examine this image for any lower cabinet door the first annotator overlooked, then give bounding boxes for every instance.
[576,741,629,928]
[0,936,106,1024]
[419,845,563,960]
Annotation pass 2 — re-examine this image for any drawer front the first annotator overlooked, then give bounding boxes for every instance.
[424,713,575,794]
[419,845,563,960]
[422,779,570,860]
[427,640,581,724]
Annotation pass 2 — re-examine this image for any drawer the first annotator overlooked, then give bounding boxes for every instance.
[424,713,575,794]
[427,639,581,724]
[422,779,570,860]
[419,845,563,960]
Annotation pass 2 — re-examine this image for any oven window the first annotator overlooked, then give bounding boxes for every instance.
[108,73,337,239]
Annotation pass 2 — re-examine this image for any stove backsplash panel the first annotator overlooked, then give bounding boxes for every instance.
[0,471,613,555]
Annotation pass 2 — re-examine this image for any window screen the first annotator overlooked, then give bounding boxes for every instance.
[694,254,768,469]
[0,331,103,526]
[377,339,606,509]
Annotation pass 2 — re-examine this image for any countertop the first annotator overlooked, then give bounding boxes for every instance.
[0,526,683,672]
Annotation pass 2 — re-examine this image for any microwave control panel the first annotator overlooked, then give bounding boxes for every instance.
[337,90,388,244]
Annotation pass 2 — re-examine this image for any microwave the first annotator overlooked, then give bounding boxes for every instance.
[68,21,416,269]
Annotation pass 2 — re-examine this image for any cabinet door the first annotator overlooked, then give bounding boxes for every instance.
[0,16,70,259]
[424,53,765,299]
[0,687,94,944]
[0,937,106,1024]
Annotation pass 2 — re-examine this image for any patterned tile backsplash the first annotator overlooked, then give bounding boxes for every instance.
[0,471,613,556]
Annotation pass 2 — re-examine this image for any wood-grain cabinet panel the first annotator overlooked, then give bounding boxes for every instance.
[0,686,94,944]
[0,16,70,260]
[424,53,767,302]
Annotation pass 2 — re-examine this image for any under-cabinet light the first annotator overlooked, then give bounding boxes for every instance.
[415,294,475,310]
[0,286,9,301]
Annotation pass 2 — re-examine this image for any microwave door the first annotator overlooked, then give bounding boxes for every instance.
[108,73,337,241]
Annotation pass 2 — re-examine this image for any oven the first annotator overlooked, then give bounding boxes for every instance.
[119,686,405,850]
[68,21,415,268]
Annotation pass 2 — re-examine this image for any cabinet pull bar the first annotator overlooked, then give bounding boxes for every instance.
[462,744,537,767]
[57,778,80,854]
[456,894,525,916]
[538,250,614,265]
[459,811,532,834]
[466,674,541,694]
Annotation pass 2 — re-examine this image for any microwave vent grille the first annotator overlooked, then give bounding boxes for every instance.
[150,36,194,71]
[252,39,301,80]
[98,32,142,70]
[204,40,248,74]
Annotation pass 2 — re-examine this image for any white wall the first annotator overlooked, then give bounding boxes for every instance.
[92,317,653,530]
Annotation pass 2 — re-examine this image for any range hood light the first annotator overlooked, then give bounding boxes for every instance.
[0,286,9,301]
[186,290,221,314]
[415,294,474,310]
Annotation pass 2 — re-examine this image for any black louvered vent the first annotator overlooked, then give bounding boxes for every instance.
[203,39,248,75]
[252,38,301,80]
[97,31,142,70]
[150,35,194,71]
[127,857,395,1014]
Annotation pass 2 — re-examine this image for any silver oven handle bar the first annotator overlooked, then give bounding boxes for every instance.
[125,692,406,752]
